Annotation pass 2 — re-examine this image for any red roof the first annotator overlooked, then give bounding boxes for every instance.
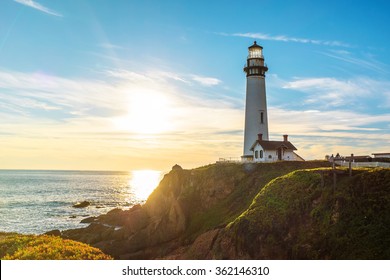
[250,140,297,151]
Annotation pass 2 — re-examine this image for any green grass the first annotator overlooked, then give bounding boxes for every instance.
[0,232,113,260]
[224,167,390,259]
[181,161,331,242]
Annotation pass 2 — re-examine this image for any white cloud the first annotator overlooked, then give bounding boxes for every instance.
[268,107,390,160]
[319,50,389,75]
[2,67,389,169]
[221,32,350,47]
[191,75,222,86]
[98,43,125,50]
[106,69,221,87]
[0,70,122,113]
[0,94,60,112]
[270,107,390,134]
[0,68,238,136]
[154,71,190,84]
[0,68,240,170]
[14,0,62,17]
[106,69,151,82]
[282,76,390,108]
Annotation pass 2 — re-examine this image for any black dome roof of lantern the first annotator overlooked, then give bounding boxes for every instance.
[248,41,263,49]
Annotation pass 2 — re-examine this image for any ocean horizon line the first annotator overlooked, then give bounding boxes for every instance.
[0,168,161,173]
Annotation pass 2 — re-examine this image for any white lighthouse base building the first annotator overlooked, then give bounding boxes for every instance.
[249,134,304,162]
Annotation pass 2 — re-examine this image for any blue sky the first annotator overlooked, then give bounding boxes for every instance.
[0,0,389,171]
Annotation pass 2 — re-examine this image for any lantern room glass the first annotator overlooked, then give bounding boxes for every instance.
[248,47,263,59]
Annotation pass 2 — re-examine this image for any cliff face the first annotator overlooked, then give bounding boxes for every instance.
[62,161,390,259]
[200,168,390,259]
[62,161,328,259]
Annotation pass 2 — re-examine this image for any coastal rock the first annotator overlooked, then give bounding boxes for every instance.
[172,164,183,171]
[72,201,91,208]
[63,223,112,244]
[185,229,221,259]
[80,216,97,223]
[95,206,149,232]
[44,229,62,237]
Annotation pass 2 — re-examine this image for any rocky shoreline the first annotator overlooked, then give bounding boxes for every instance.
[55,161,326,259]
[52,162,390,259]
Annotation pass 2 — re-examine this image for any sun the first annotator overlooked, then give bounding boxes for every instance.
[114,90,173,134]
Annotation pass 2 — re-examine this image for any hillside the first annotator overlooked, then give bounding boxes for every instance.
[62,161,336,259]
[4,161,388,260]
[207,167,390,259]
[60,161,390,259]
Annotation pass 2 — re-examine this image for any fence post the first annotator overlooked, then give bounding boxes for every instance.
[349,153,353,177]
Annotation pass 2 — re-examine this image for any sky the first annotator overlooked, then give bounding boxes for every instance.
[0,0,389,171]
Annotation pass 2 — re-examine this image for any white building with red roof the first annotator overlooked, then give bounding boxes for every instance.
[250,133,303,162]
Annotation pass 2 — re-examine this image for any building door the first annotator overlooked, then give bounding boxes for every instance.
[277,148,282,160]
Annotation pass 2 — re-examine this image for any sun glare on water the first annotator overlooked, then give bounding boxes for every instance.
[130,170,162,201]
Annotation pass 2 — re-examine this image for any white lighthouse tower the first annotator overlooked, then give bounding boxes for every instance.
[242,41,269,161]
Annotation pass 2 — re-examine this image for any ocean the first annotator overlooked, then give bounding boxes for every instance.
[0,169,162,234]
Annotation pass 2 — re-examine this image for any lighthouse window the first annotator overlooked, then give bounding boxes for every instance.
[260,112,264,124]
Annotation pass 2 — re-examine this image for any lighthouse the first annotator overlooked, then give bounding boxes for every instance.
[242,41,269,161]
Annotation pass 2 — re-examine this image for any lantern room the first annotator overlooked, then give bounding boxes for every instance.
[244,41,268,77]
[248,41,263,59]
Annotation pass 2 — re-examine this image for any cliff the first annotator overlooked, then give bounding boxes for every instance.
[209,167,390,259]
[61,161,390,259]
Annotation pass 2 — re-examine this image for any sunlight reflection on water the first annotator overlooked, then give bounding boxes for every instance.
[0,169,164,234]
[130,170,162,201]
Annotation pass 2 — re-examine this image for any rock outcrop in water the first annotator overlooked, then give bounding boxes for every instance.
[72,201,91,208]
[62,161,390,259]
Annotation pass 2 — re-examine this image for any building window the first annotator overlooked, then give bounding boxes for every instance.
[268,155,272,159]
[260,150,263,158]
[255,150,259,159]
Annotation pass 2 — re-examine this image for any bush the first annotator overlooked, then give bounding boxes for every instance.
[0,233,112,260]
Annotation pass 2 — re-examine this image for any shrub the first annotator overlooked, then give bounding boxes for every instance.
[0,233,112,260]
